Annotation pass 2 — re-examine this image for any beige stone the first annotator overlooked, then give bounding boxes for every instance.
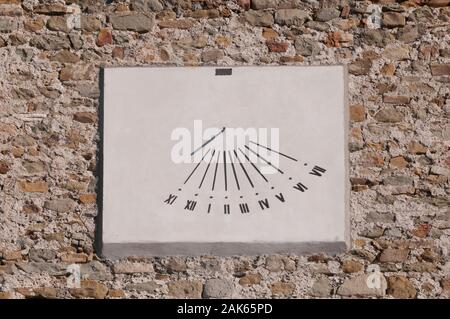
[19,180,48,193]
[387,276,417,298]
[271,282,295,296]
[167,280,203,298]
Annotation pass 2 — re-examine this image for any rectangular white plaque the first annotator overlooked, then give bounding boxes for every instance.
[100,66,349,257]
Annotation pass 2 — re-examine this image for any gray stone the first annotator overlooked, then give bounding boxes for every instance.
[72,82,100,98]
[69,32,83,50]
[0,17,19,32]
[28,249,56,262]
[13,135,35,147]
[367,211,395,223]
[16,48,34,62]
[166,258,187,273]
[430,166,450,177]
[379,248,409,263]
[60,64,95,82]
[80,261,113,281]
[382,12,405,28]
[244,10,274,27]
[397,26,419,43]
[132,0,164,12]
[47,16,70,33]
[203,279,234,298]
[44,199,76,213]
[337,274,387,297]
[251,0,278,9]
[126,281,160,293]
[305,20,330,32]
[80,16,101,32]
[23,161,45,174]
[113,262,153,274]
[315,8,340,22]
[383,176,413,186]
[310,277,332,297]
[349,58,372,76]
[374,108,403,123]
[361,29,394,47]
[201,257,221,272]
[109,13,155,32]
[16,262,66,275]
[168,280,203,298]
[404,262,436,273]
[265,255,284,272]
[275,9,309,26]
[294,38,320,57]
[30,35,70,50]
[201,49,224,63]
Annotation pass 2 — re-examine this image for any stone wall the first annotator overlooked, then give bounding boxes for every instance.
[0,0,449,299]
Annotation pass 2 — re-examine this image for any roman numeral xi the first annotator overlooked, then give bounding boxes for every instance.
[163,194,177,205]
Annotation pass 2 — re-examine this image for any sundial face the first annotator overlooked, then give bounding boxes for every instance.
[101,66,349,256]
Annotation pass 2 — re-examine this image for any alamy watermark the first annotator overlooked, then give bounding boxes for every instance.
[171,120,281,174]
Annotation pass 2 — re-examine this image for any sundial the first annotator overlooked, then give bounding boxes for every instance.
[101,66,349,257]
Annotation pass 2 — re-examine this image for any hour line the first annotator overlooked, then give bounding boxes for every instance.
[238,148,268,183]
[245,144,284,174]
[199,150,216,189]
[184,149,211,184]
[249,140,298,162]
[191,127,226,156]
[212,150,220,191]
[223,151,228,191]
[228,151,240,191]
[233,149,254,188]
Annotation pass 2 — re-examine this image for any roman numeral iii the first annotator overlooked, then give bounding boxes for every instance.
[239,203,249,214]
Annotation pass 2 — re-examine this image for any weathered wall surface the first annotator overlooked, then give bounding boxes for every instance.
[0,0,449,299]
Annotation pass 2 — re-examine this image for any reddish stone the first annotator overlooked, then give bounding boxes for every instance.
[97,28,112,47]
[349,104,365,122]
[266,41,289,53]
[238,0,251,10]
[412,224,431,238]
[0,160,9,174]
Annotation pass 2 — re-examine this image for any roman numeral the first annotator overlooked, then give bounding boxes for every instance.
[224,204,230,215]
[275,193,285,203]
[309,165,326,177]
[239,203,249,214]
[163,194,177,205]
[258,198,269,210]
[293,182,308,192]
[184,200,197,211]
